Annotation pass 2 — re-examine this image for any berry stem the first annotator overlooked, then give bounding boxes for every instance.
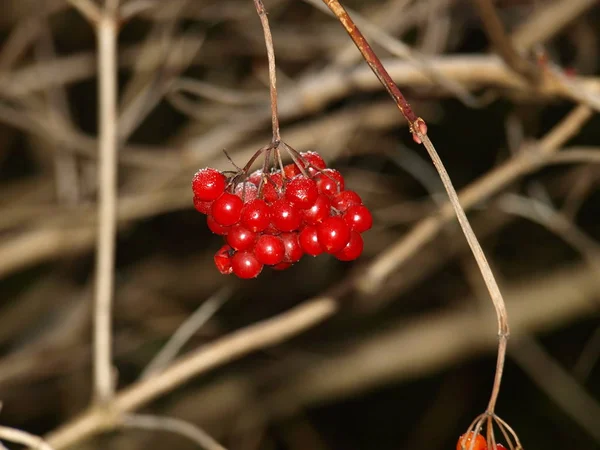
[253,0,281,145]
[323,0,510,426]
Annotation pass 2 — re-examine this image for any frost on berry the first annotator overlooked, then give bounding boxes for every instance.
[192,168,226,201]
[234,182,258,203]
[285,175,318,209]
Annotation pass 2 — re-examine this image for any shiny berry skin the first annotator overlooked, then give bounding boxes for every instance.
[334,231,363,261]
[192,168,226,201]
[193,196,212,214]
[270,199,302,232]
[316,169,344,196]
[299,226,323,256]
[331,190,361,212]
[263,172,283,203]
[285,175,318,209]
[241,199,271,232]
[272,262,292,270]
[280,232,304,263]
[214,245,234,274]
[211,193,243,226]
[254,235,285,265]
[234,182,258,203]
[302,194,331,225]
[317,216,351,254]
[343,205,373,233]
[206,215,230,235]
[283,163,300,179]
[226,225,256,251]
[231,251,263,279]
[456,432,487,450]
[300,151,326,174]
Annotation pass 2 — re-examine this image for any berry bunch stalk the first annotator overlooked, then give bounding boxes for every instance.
[320,0,515,446]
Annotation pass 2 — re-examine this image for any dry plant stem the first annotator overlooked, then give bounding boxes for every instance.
[122,414,227,450]
[0,426,54,450]
[253,0,281,144]
[93,8,119,405]
[323,0,508,415]
[471,0,538,82]
[68,0,102,23]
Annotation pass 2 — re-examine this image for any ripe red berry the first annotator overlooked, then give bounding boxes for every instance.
[272,262,292,270]
[270,199,302,232]
[263,172,283,203]
[334,231,363,261]
[315,169,344,196]
[299,226,324,256]
[226,225,256,251]
[241,199,271,232]
[299,151,326,174]
[343,204,373,233]
[234,182,258,203]
[213,245,233,274]
[206,215,230,235]
[285,175,318,209]
[495,445,507,450]
[280,232,304,263]
[211,193,243,226]
[192,168,226,201]
[457,432,487,450]
[302,193,331,225]
[248,170,263,186]
[317,216,351,254]
[283,163,300,179]
[193,196,212,215]
[254,235,285,265]
[331,190,361,212]
[231,251,263,279]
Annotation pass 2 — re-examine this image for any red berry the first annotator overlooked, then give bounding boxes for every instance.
[299,151,326,174]
[331,190,361,212]
[457,432,487,450]
[254,235,285,265]
[283,163,300,179]
[263,172,283,203]
[226,224,256,251]
[213,245,233,275]
[343,205,373,233]
[299,226,324,256]
[193,196,212,214]
[270,199,302,232]
[248,170,262,186]
[192,168,226,201]
[234,182,258,203]
[317,216,351,254]
[315,169,344,196]
[285,175,318,209]
[206,215,230,235]
[302,194,331,225]
[241,199,271,232]
[211,193,243,226]
[272,262,292,270]
[334,231,363,261]
[495,445,507,450]
[280,232,304,263]
[231,251,263,279]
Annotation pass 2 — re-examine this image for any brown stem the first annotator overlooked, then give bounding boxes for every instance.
[322,0,422,140]
[253,0,281,144]
[471,0,539,82]
[323,0,510,424]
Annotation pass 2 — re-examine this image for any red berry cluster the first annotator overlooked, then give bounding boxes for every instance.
[456,433,507,450]
[191,152,372,279]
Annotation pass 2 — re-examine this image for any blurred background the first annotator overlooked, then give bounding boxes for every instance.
[0,0,599,449]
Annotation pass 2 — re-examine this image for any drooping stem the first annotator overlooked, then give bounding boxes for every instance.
[323,0,510,418]
[253,0,281,144]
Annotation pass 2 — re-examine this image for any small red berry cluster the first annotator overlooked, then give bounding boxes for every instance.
[191,152,372,279]
[457,432,507,450]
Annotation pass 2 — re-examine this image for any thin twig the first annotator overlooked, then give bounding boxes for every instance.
[0,426,54,450]
[121,414,227,450]
[67,0,102,23]
[323,0,509,416]
[253,0,281,144]
[93,6,119,405]
[471,0,539,82]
